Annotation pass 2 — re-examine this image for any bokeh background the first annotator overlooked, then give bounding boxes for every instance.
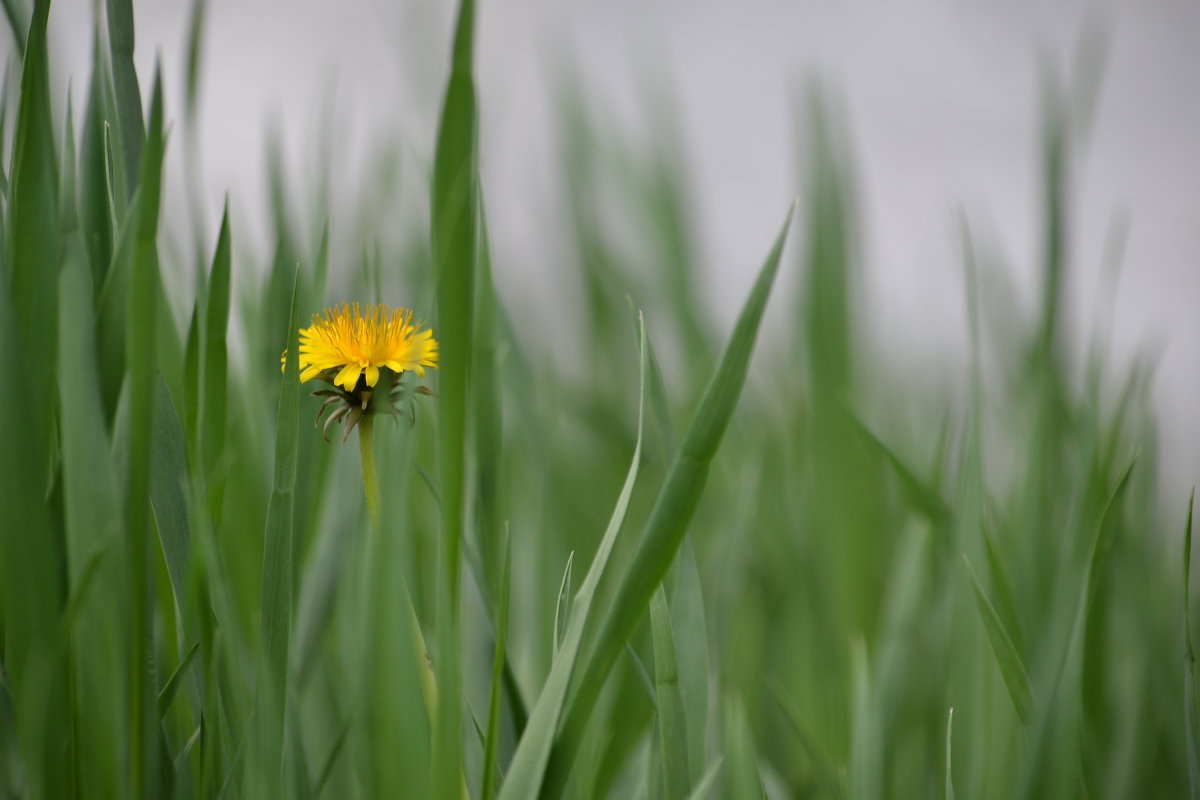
[41,0,1199,511]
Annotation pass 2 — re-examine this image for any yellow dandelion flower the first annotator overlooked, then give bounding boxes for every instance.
[296,303,438,391]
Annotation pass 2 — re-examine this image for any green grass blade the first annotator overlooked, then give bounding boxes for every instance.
[182,0,208,119]
[497,312,649,800]
[105,0,144,195]
[546,203,794,794]
[650,585,690,800]
[431,0,478,789]
[151,375,192,611]
[482,529,512,800]
[683,758,723,800]
[963,555,1033,725]
[6,0,58,456]
[553,551,575,654]
[1185,491,1198,799]
[202,202,232,512]
[0,0,27,56]
[945,708,955,800]
[158,640,200,718]
[125,64,166,799]
[258,267,301,778]
[671,542,708,786]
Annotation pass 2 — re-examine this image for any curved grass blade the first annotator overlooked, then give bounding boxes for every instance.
[963,555,1033,725]
[553,552,575,654]
[544,203,795,795]
[945,708,956,800]
[158,640,200,718]
[202,202,232,515]
[496,312,649,800]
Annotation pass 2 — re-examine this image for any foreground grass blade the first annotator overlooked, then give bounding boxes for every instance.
[497,314,649,800]
[431,0,478,789]
[126,65,167,799]
[545,202,795,795]
[650,585,690,800]
[7,0,58,458]
[1185,491,1199,799]
[151,375,192,610]
[259,268,301,778]
[105,0,144,194]
[963,555,1033,725]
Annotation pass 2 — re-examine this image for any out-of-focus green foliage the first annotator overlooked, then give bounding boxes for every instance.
[0,1,1190,798]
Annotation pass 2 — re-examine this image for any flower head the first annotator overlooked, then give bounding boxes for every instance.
[297,303,438,391]
[283,303,438,441]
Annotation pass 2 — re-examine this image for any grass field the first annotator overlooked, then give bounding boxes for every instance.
[0,0,1195,798]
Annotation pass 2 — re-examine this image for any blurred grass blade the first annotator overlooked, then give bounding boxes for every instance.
[553,551,575,654]
[1185,490,1198,799]
[259,267,301,776]
[6,0,58,456]
[945,708,955,800]
[671,541,708,786]
[650,585,690,800]
[546,203,794,794]
[151,375,192,610]
[158,640,200,718]
[431,0,478,789]
[482,529,513,800]
[684,758,723,800]
[202,202,232,513]
[497,312,649,800]
[105,0,144,195]
[125,64,167,799]
[963,555,1033,725]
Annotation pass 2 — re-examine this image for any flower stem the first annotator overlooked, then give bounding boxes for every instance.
[357,414,440,724]
[359,415,383,531]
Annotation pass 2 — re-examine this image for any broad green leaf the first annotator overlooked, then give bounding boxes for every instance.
[671,542,709,786]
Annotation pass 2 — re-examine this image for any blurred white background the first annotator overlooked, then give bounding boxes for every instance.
[38,0,1200,510]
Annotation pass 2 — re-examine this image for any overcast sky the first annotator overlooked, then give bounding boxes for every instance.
[39,0,1200,509]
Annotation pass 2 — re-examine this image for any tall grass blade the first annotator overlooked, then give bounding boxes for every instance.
[546,203,794,794]
[202,203,232,512]
[105,0,144,195]
[431,0,478,789]
[497,313,649,800]
[151,375,192,611]
[259,267,301,778]
[125,64,167,799]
